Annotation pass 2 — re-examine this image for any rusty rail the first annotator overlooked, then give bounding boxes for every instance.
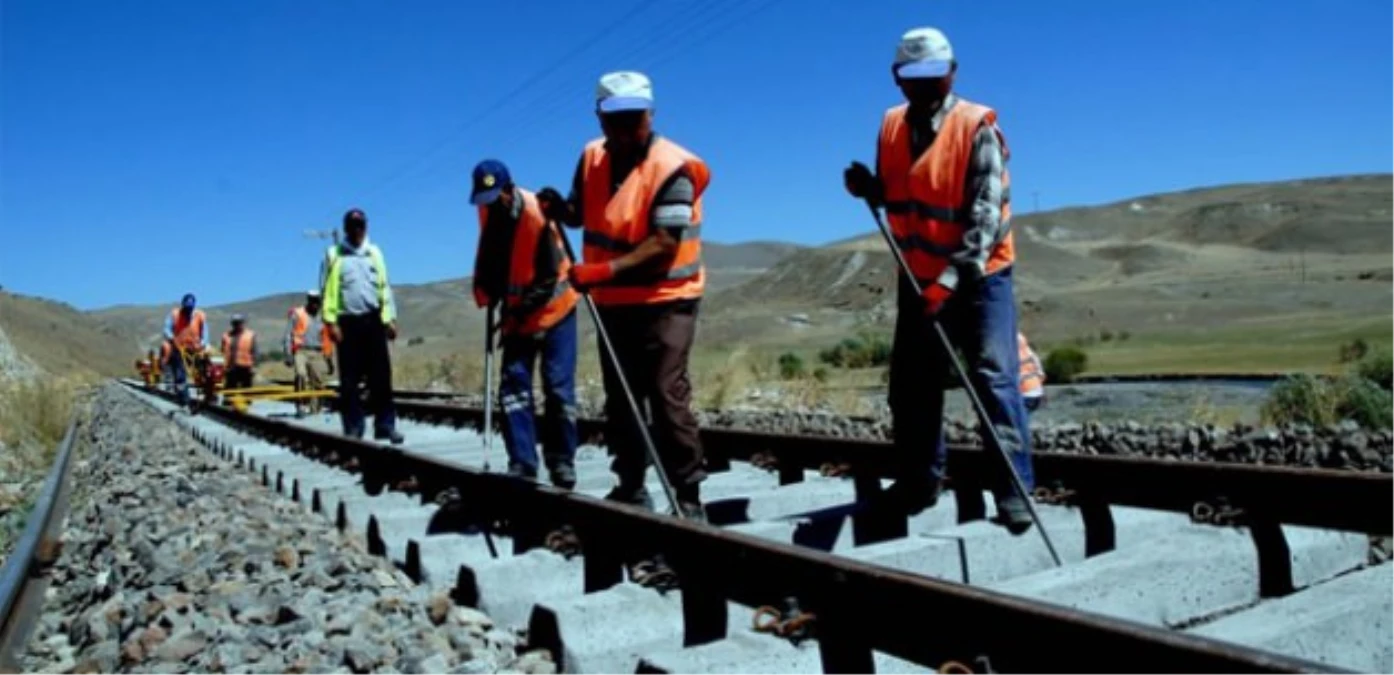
[0,416,78,672]
[128,381,1339,673]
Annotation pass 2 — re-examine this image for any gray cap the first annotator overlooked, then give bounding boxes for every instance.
[231,313,247,323]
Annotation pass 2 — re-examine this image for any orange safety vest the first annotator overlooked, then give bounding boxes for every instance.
[579,136,709,306]
[289,307,333,356]
[170,308,207,350]
[221,330,256,368]
[877,99,1015,306]
[1018,332,1044,398]
[476,188,580,335]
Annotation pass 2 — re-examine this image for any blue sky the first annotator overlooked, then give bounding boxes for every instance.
[3,0,1390,310]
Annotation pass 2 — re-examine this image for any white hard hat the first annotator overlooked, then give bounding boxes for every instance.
[307,289,321,298]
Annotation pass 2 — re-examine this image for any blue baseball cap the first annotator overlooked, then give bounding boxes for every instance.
[470,159,512,206]
[181,293,196,309]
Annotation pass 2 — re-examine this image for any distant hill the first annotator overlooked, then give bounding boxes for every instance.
[0,291,136,378]
[18,175,1392,378]
[704,174,1393,347]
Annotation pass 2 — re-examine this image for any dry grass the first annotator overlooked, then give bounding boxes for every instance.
[0,377,81,452]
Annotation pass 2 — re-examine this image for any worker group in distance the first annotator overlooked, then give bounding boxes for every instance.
[144,25,1049,536]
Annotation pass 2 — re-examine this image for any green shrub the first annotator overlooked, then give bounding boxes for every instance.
[1338,376,1393,429]
[1339,338,1370,363]
[777,352,805,380]
[1099,329,1115,342]
[817,332,892,369]
[812,367,829,383]
[1355,349,1392,391]
[1262,374,1340,426]
[1043,347,1088,383]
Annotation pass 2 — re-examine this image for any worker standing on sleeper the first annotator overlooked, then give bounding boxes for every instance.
[844,26,1035,533]
[221,313,257,390]
[470,159,581,488]
[285,289,334,417]
[537,70,710,520]
[321,208,404,444]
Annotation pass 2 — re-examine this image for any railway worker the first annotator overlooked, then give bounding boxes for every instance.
[322,207,404,444]
[220,314,257,390]
[1018,332,1045,412]
[163,293,208,406]
[285,290,334,417]
[470,159,581,488]
[536,70,709,519]
[843,26,1035,533]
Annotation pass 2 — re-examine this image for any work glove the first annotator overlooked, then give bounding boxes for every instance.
[924,283,953,316]
[568,262,615,290]
[843,161,883,205]
[473,286,490,309]
[536,187,569,223]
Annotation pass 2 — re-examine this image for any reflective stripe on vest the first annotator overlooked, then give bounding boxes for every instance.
[170,309,206,350]
[579,136,709,305]
[476,188,580,335]
[222,330,255,368]
[1018,332,1044,397]
[877,99,1015,304]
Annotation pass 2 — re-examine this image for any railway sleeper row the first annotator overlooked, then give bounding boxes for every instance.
[123,381,1390,673]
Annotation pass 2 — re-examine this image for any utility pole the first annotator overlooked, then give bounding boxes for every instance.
[303,229,339,292]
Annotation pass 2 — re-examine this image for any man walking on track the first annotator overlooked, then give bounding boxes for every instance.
[221,313,257,390]
[843,26,1035,533]
[471,159,581,488]
[286,290,334,417]
[163,293,207,406]
[537,70,709,519]
[321,208,404,444]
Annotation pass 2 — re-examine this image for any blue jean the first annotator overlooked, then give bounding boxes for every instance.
[888,266,1034,501]
[167,347,189,405]
[498,309,579,475]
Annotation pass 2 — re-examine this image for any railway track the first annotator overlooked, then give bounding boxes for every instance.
[0,417,79,671]
[120,380,1390,673]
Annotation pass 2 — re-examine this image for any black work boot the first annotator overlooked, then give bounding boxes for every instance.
[374,428,405,445]
[548,462,577,490]
[994,494,1033,535]
[507,463,538,481]
[675,483,707,523]
[604,484,654,510]
[881,478,942,515]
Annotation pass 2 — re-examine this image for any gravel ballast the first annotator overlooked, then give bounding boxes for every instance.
[23,385,552,674]
[430,392,1392,473]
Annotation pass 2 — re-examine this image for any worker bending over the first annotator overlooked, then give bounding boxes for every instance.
[322,208,404,444]
[163,293,207,406]
[538,70,710,520]
[844,27,1035,533]
[470,160,581,488]
[286,290,334,417]
[221,313,257,389]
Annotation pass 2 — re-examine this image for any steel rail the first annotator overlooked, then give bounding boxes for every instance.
[0,416,79,672]
[390,400,1393,538]
[125,381,1338,673]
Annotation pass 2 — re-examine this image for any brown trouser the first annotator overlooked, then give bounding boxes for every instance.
[596,298,706,498]
[293,350,328,413]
